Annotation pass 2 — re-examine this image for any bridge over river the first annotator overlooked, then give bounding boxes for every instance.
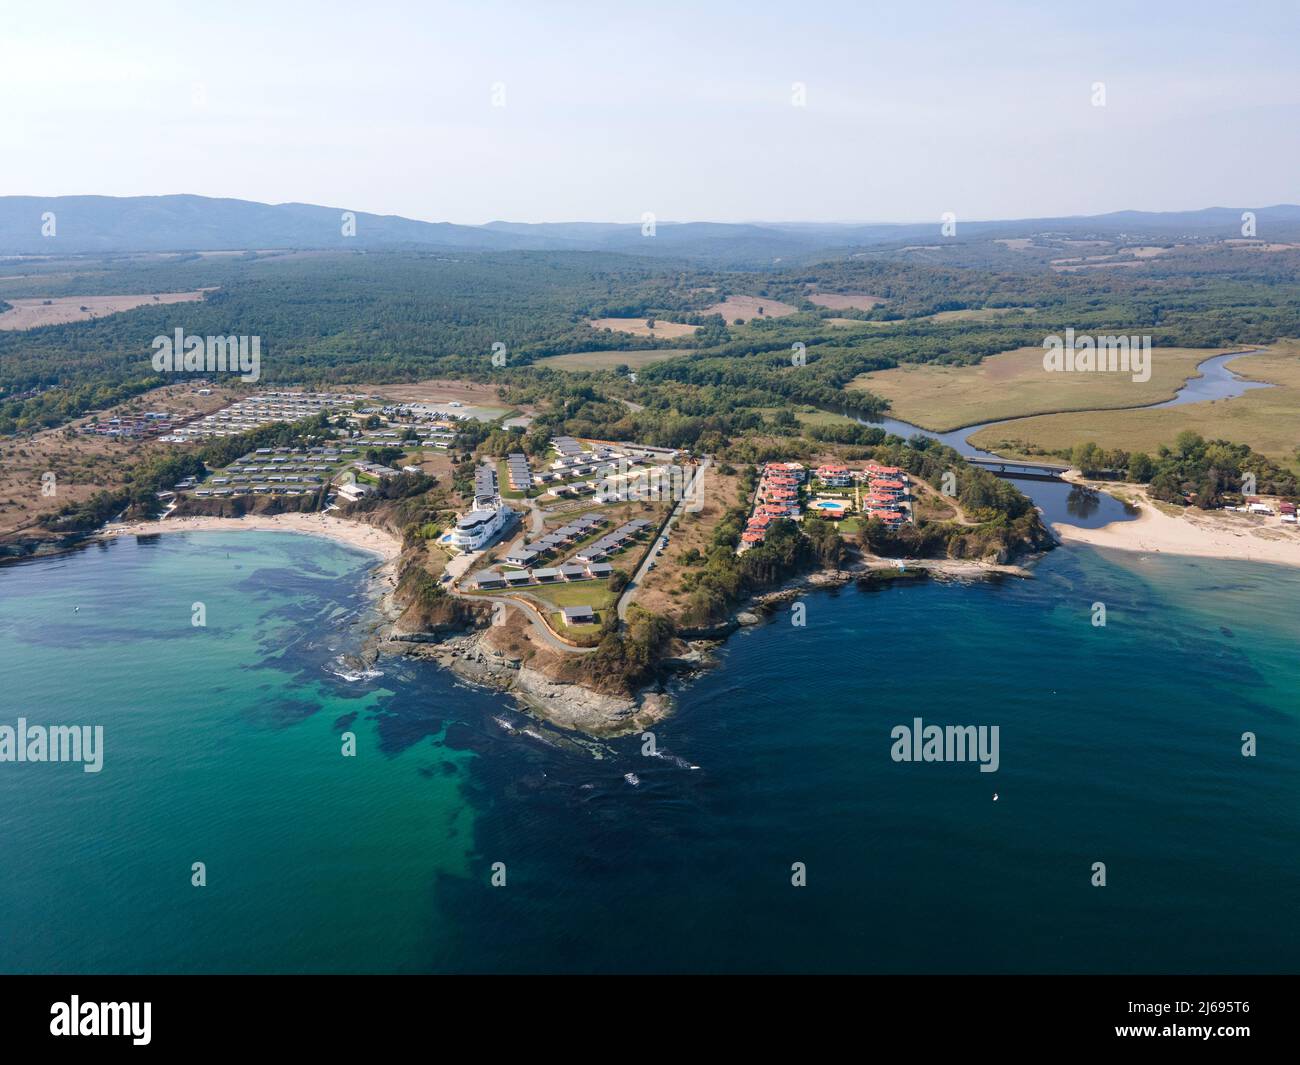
[964,456,1072,481]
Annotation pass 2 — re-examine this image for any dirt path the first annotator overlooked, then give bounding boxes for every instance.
[618,458,711,621]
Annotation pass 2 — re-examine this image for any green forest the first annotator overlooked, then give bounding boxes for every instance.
[3,241,1299,435]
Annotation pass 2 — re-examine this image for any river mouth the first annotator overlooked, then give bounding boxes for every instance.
[857,350,1271,529]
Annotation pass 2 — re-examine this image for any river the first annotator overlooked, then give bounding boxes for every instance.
[860,350,1271,528]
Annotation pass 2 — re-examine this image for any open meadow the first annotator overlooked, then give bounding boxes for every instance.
[851,345,1232,431]
[967,343,1300,469]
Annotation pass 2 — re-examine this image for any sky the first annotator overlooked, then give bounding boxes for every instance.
[2,0,1297,225]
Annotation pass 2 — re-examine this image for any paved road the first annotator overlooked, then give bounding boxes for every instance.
[449,586,598,654]
[617,457,711,622]
[525,496,546,536]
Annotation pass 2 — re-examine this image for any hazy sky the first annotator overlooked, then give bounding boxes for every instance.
[3,0,1296,224]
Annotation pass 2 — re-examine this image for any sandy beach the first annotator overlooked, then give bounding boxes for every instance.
[1054,485,1300,568]
[102,512,403,561]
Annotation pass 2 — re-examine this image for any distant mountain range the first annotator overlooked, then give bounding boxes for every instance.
[2,194,1298,264]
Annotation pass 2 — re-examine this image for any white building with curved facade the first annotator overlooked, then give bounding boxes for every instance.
[451,505,511,551]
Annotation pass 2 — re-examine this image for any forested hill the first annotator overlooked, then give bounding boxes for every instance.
[4,195,1300,264]
[0,195,550,255]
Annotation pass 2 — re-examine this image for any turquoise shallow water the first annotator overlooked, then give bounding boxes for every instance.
[1,531,1298,973]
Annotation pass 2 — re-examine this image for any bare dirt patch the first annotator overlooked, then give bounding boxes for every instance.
[702,295,798,322]
[0,291,210,331]
[367,379,511,418]
[537,349,689,372]
[367,378,502,404]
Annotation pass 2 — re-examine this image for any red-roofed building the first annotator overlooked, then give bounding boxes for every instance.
[816,463,852,486]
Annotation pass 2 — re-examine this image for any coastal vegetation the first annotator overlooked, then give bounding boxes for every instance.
[1068,432,1297,506]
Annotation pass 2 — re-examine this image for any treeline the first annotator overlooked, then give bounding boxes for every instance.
[7,245,1299,436]
[1069,432,1298,505]
[576,610,675,695]
[859,511,1050,562]
[670,512,848,627]
[38,451,208,532]
[0,249,696,431]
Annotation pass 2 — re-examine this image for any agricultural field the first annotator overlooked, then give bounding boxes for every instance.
[588,317,699,339]
[806,291,886,310]
[851,345,1228,431]
[702,294,798,322]
[967,343,1300,470]
[535,349,689,372]
[824,306,1037,329]
[0,290,209,330]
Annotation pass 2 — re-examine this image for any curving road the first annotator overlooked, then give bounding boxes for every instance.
[452,587,598,654]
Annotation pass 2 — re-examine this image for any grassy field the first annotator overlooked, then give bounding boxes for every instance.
[535,349,689,372]
[633,464,745,619]
[807,292,887,310]
[839,307,1038,329]
[753,406,859,428]
[527,580,617,641]
[795,408,859,428]
[967,343,1300,468]
[850,345,1229,431]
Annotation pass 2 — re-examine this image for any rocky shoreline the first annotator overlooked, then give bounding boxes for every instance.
[379,630,674,736]
[367,548,1036,739]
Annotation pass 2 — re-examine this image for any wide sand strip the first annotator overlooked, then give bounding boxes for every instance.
[102,513,402,560]
[1055,494,1300,569]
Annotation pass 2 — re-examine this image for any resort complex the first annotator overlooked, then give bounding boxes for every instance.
[740,460,912,549]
